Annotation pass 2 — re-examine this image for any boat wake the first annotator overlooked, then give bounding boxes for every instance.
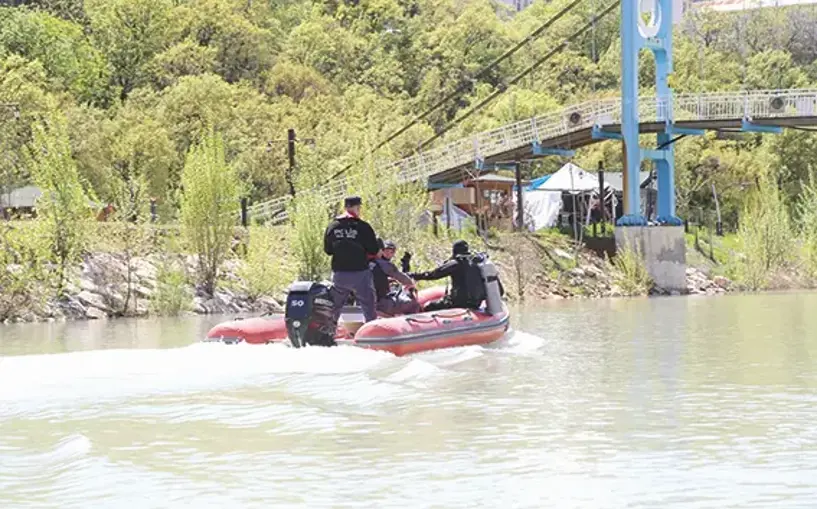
[0,328,545,419]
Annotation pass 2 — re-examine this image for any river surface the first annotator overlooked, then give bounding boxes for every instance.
[1,292,816,508]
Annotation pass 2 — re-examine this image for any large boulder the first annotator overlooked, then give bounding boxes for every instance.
[76,290,112,315]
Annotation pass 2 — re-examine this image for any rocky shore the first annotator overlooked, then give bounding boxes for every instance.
[3,252,284,324]
[482,237,733,301]
[3,241,734,325]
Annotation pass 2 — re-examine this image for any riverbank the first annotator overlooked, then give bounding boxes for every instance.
[1,227,739,325]
[3,251,285,324]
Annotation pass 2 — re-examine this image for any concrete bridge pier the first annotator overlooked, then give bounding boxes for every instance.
[614,226,686,293]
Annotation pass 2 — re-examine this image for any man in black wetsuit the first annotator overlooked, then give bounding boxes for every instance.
[371,239,420,316]
[323,196,380,322]
[409,240,485,312]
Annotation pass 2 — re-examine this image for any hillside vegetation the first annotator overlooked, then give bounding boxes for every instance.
[1,0,816,218]
[2,0,817,322]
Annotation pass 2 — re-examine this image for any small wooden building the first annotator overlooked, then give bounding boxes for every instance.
[428,173,530,231]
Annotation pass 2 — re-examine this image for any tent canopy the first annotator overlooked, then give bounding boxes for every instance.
[531,163,610,193]
[603,171,651,192]
[526,174,551,190]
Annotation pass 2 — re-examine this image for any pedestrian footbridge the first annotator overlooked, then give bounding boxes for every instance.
[251,88,817,224]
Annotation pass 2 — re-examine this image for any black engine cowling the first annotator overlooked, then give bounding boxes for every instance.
[284,281,337,348]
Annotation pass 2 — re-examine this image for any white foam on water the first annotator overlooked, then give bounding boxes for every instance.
[383,358,442,383]
[42,434,93,466]
[485,329,546,354]
[413,344,486,367]
[0,434,93,490]
[0,341,397,416]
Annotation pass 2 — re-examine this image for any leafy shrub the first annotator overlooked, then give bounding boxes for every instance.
[0,224,50,321]
[180,128,241,296]
[237,226,295,300]
[149,257,191,315]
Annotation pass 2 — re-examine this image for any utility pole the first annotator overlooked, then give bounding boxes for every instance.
[597,160,606,234]
[286,128,296,198]
[514,162,523,232]
[268,129,314,199]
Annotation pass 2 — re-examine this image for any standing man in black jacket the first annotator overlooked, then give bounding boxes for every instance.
[324,196,380,322]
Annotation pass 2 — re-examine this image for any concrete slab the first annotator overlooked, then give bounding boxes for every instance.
[614,226,687,292]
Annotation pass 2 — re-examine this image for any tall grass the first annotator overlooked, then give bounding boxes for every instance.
[610,241,653,296]
[796,173,817,282]
[730,179,793,290]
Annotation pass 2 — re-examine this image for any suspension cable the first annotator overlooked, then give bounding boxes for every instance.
[370,0,584,154]
[325,0,587,182]
[417,0,620,151]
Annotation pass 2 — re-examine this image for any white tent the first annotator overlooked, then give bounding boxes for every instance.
[513,163,615,231]
[535,162,611,193]
[514,190,563,231]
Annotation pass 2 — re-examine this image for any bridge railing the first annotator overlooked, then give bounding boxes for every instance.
[249,88,817,224]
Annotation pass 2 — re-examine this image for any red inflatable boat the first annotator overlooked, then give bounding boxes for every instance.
[205,286,510,356]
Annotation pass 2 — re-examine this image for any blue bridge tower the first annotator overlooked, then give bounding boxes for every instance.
[619,0,686,226]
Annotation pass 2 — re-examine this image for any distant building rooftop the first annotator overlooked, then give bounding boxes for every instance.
[0,186,42,208]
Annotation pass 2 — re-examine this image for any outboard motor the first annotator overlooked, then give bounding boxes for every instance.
[476,254,504,315]
[284,281,337,348]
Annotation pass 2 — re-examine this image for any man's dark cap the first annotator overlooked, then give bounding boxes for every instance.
[452,240,470,255]
[383,240,396,250]
[344,196,362,208]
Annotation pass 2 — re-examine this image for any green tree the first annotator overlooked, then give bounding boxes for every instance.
[0,55,58,197]
[0,7,111,104]
[745,50,808,90]
[237,226,296,301]
[16,0,88,25]
[105,169,151,315]
[150,39,218,89]
[180,128,241,296]
[25,111,93,294]
[72,103,177,208]
[172,0,280,84]
[0,222,50,321]
[86,0,173,99]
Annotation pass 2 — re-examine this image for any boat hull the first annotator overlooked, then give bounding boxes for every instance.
[349,307,510,356]
[204,286,510,356]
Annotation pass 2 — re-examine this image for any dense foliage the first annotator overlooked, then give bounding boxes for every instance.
[2,0,817,302]
[1,0,816,229]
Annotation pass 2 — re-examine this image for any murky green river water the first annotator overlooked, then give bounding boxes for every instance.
[1,292,816,508]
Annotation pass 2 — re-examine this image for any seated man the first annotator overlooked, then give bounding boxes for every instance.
[409,240,485,312]
[371,239,421,316]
